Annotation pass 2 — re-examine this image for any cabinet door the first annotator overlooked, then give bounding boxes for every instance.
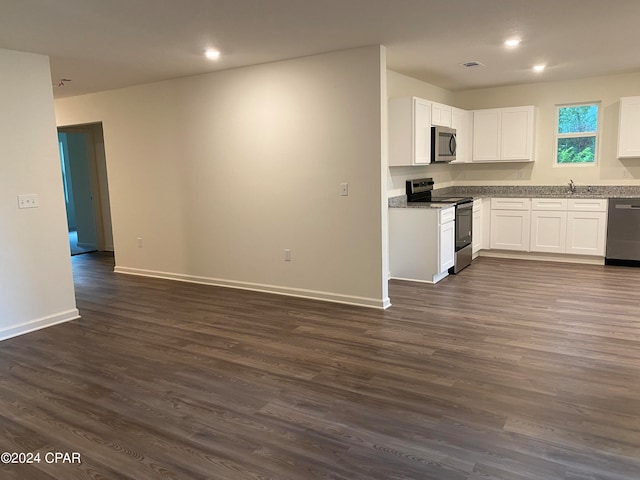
[531,198,568,211]
[530,211,567,253]
[389,97,432,166]
[566,212,607,256]
[451,107,470,163]
[432,102,452,127]
[472,109,501,161]
[501,106,535,161]
[618,96,640,158]
[568,198,607,212]
[490,210,531,251]
[439,221,455,272]
[472,199,482,254]
[414,98,432,164]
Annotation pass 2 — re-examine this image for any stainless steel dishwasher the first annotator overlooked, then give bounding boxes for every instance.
[605,198,640,266]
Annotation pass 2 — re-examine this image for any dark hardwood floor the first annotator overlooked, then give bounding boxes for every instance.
[1,252,640,479]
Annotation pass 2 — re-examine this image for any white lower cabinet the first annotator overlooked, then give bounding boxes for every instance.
[472,199,483,255]
[439,217,455,272]
[490,197,608,257]
[566,211,607,255]
[491,210,531,251]
[530,198,568,254]
[389,206,454,283]
[490,198,531,251]
[530,211,567,253]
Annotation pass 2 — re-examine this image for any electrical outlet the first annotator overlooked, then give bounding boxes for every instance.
[623,169,629,178]
[17,194,39,209]
[137,237,143,248]
[340,183,349,196]
[284,249,291,261]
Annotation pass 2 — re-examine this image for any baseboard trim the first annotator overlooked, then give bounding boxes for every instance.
[478,250,604,265]
[114,266,391,310]
[0,309,80,342]
[389,271,448,284]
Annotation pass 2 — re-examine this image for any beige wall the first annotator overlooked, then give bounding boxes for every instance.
[453,72,640,186]
[56,46,389,308]
[0,49,78,339]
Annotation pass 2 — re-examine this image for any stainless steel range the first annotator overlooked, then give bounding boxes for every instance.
[406,178,473,274]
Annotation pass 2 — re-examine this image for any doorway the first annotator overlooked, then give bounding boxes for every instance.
[58,123,114,256]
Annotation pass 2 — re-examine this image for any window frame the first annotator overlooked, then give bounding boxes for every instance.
[554,102,600,167]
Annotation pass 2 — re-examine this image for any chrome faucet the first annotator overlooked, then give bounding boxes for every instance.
[568,179,576,194]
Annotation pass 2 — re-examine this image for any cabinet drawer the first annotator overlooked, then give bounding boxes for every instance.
[439,207,455,224]
[491,198,531,210]
[531,198,568,211]
[568,199,607,212]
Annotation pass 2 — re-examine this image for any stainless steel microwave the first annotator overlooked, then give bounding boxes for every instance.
[431,126,456,163]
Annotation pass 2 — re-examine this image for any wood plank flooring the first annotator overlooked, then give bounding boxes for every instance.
[1,253,640,479]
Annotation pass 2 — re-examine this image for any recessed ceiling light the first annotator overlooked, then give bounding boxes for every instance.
[504,38,521,48]
[205,49,221,60]
[533,64,546,72]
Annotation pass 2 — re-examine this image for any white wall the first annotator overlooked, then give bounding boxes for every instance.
[56,46,389,308]
[453,72,640,186]
[0,49,79,340]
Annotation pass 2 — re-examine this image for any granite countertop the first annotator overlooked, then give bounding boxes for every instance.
[433,185,640,199]
[388,198,456,209]
[389,185,640,207]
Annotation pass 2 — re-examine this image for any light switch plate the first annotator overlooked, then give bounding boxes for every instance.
[18,194,39,209]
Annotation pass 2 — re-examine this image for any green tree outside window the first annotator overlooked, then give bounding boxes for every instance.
[556,104,599,164]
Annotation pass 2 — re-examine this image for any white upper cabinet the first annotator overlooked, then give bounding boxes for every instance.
[501,107,535,161]
[472,106,535,162]
[414,98,431,164]
[431,102,452,127]
[472,109,502,161]
[617,96,640,158]
[389,97,432,166]
[451,107,471,163]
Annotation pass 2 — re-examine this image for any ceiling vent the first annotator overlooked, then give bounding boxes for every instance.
[459,61,485,69]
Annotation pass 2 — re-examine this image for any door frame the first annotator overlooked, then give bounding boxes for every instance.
[58,123,113,252]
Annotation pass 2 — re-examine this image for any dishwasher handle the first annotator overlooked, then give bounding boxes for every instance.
[615,204,640,209]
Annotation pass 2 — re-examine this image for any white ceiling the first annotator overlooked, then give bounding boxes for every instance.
[1,0,640,98]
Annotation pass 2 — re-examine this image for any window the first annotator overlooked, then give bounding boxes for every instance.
[555,103,599,164]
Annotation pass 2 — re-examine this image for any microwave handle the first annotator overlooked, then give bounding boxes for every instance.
[449,134,457,155]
